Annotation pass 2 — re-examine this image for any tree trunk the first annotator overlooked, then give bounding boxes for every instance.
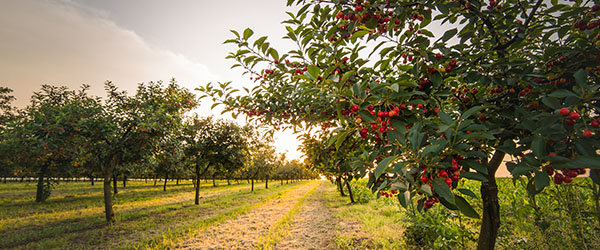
[122,174,127,188]
[477,150,505,250]
[154,175,158,186]
[280,179,283,185]
[3,176,6,183]
[265,175,269,189]
[213,175,216,187]
[20,176,24,182]
[195,164,201,205]
[102,157,117,224]
[336,178,346,197]
[227,178,231,185]
[163,173,168,191]
[251,178,254,192]
[345,179,355,203]
[35,165,49,202]
[176,178,179,185]
[113,174,118,195]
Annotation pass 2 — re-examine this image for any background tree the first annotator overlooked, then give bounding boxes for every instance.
[87,80,195,223]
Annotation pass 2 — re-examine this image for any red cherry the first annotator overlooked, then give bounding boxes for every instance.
[444,178,453,185]
[559,108,570,116]
[355,5,362,11]
[583,130,593,138]
[420,175,429,183]
[435,53,442,60]
[351,105,359,112]
[564,176,573,183]
[569,112,580,120]
[439,170,448,178]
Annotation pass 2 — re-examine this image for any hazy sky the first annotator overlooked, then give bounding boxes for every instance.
[0,0,303,160]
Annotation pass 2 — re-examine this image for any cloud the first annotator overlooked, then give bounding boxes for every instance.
[0,0,219,107]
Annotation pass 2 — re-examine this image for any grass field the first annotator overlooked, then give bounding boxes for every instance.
[0,179,308,249]
[3,178,597,249]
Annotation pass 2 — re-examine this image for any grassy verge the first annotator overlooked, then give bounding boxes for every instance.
[317,181,406,249]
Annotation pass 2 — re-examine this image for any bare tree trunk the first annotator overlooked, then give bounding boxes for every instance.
[477,150,505,250]
[154,174,158,186]
[195,164,201,205]
[163,172,168,191]
[213,175,216,187]
[251,178,254,192]
[35,164,49,202]
[265,175,269,189]
[113,174,118,195]
[336,178,345,197]
[122,174,127,188]
[345,179,355,203]
[176,178,179,185]
[90,175,94,186]
[102,157,117,224]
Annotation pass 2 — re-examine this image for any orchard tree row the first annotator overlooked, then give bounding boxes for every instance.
[0,81,317,223]
[200,0,600,248]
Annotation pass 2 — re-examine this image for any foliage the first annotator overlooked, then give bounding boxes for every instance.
[200,0,600,246]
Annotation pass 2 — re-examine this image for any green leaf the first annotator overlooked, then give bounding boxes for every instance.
[438,110,453,125]
[420,184,433,196]
[534,171,550,192]
[375,156,396,179]
[531,136,546,159]
[351,30,370,41]
[460,172,488,182]
[433,178,454,204]
[397,190,411,208]
[243,28,254,40]
[574,69,588,89]
[590,169,600,185]
[390,83,399,92]
[335,131,349,150]
[454,195,479,218]
[359,110,376,123]
[458,188,477,198]
[541,97,560,109]
[461,106,484,120]
[307,65,320,79]
[268,48,279,60]
[548,89,578,98]
[441,28,458,42]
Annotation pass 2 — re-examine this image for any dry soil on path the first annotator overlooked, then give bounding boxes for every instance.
[177,181,320,249]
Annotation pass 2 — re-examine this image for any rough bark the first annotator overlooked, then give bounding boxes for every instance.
[102,157,117,224]
[113,174,118,195]
[265,175,269,189]
[336,177,346,197]
[477,150,505,250]
[163,172,168,191]
[251,178,254,192]
[35,164,49,202]
[195,164,201,205]
[345,179,355,203]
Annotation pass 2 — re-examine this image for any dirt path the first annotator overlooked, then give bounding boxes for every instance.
[275,181,341,249]
[177,181,320,249]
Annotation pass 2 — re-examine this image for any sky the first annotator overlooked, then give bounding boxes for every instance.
[0,0,303,160]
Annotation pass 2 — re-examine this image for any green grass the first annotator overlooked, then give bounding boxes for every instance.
[0,179,307,249]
